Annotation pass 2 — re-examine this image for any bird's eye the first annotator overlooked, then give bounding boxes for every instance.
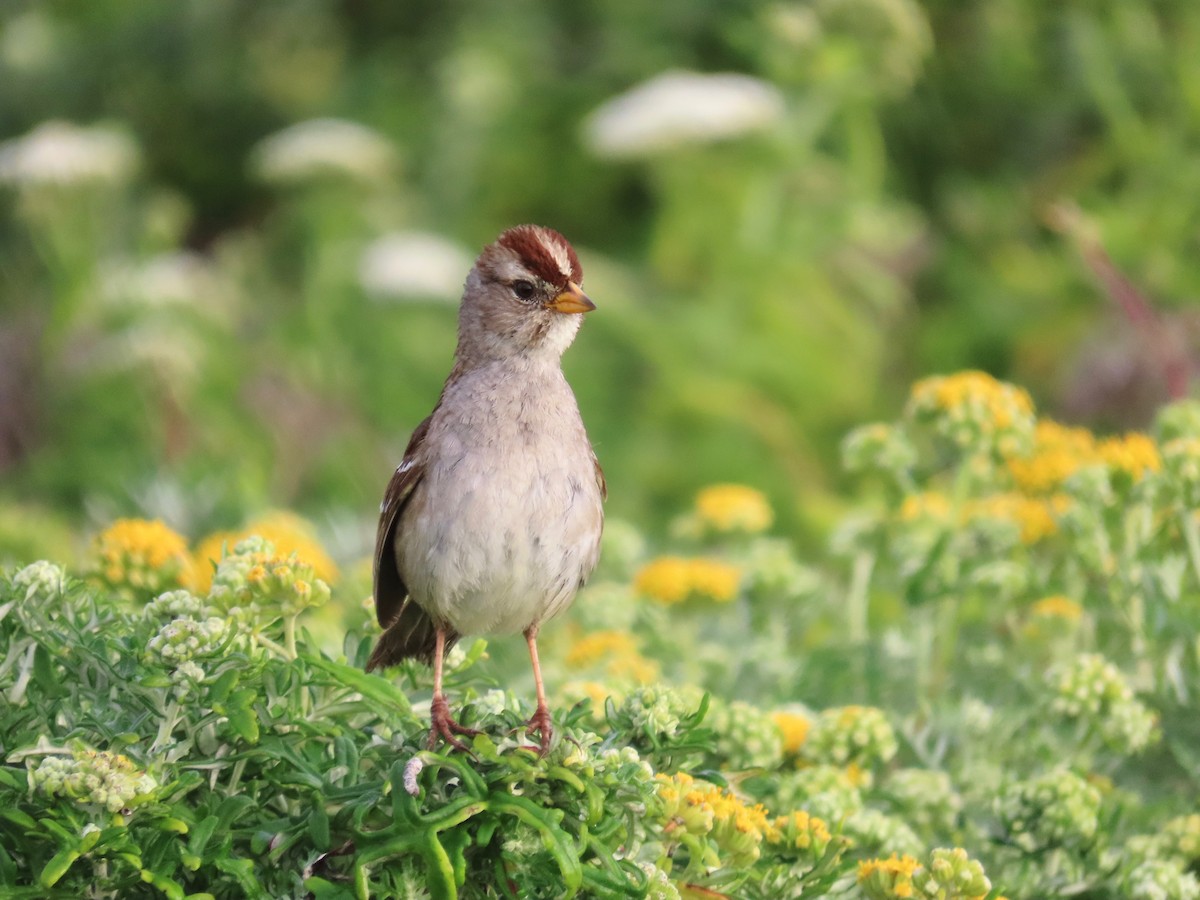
[511,279,536,301]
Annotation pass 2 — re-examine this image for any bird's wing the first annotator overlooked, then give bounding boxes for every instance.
[593,448,607,502]
[372,415,432,630]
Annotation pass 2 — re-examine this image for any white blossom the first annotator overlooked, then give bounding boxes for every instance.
[358,231,472,302]
[0,120,138,186]
[582,71,784,159]
[250,118,396,185]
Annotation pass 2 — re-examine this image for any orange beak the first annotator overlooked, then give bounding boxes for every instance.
[546,281,596,314]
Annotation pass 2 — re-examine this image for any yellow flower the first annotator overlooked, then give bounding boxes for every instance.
[565,630,637,667]
[907,370,1035,457]
[965,492,1061,544]
[688,559,741,602]
[772,710,811,755]
[898,491,952,521]
[1007,419,1098,494]
[694,484,774,534]
[564,629,660,684]
[858,854,920,900]
[90,518,191,597]
[766,810,832,854]
[634,556,741,605]
[1030,595,1083,622]
[190,511,338,592]
[1097,432,1161,482]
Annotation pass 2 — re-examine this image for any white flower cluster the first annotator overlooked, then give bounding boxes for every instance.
[144,589,206,621]
[803,705,898,769]
[31,750,158,813]
[0,120,138,186]
[147,616,228,664]
[358,231,473,302]
[1126,859,1200,900]
[10,560,67,602]
[704,697,784,770]
[582,71,784,159]
[844,807,924,857]
[1049,653,1159,754]
[250,118,396,185]
[995,769,1101,852]
[619,684,705,740]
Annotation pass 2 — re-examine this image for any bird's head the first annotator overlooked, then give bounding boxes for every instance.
[457,225,594,364]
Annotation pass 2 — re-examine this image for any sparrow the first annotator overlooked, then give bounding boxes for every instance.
[366,224,605,756]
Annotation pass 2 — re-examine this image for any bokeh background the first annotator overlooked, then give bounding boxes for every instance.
[1,0,1197,562]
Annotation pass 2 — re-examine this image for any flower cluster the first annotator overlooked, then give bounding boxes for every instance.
[191,511,338,593]
[775,764,864,823]
[906,370,1035,458]
[859,848,991,900]
[704,697,784,769]
[691,484,774,534]
[147,615,228,665]
[1159,436,1200,508]
[885,767,963,835]
[207,536,331,621]
[89,518,191,600]
[564,629,660,684]
[30,749,157,814]
[995,769,1101,852]
[765,810,834,865]
[841,422,918,483]
[1048,653,1159,754]
[771,708,812,756]
[614,684,706,743]
[1124,860,1200,900]
[144,588,206,621]
[802,705,898,770]
[634,556,741,605]
[655,772,773,868]
[10,560,67,603]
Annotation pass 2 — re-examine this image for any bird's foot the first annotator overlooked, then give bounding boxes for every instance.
[524,704,554,757]
[428,694,481,753]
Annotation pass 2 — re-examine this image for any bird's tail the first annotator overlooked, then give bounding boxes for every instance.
[366,600,459,671]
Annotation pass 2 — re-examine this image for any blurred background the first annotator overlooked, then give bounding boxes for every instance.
[1,0,1197,563]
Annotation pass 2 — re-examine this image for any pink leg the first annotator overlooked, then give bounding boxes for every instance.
[524,625,553,756]
[428,628,480,752]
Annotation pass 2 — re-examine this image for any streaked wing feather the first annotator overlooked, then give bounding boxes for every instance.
[372,416,432,629]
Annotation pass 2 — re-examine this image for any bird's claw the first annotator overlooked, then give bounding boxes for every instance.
[525,705,554,757]
[428,695,481,753]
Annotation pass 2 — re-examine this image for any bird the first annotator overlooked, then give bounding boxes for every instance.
[366,224,606,756]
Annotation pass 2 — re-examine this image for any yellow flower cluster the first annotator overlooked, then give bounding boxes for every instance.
[564,629,660,684]
[907,370,1035,457]
[90,518,191,597]
[656,772,773,867]
[1007,420,1160,494]
[766,810,833,857]
[771,709,812,755]
[858,853,921,899]
[191,511,338,592]
[634,556,741,605]
[965,492,1065,544]
[1029,595,1083,622]
[899,490,1063,544]
[693,484,774,534]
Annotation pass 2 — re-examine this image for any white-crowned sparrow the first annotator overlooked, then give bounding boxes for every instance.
[367,224,605,755]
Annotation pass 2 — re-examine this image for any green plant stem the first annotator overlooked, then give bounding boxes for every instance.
[846,551,875,645]
[152,699,181,752]
[1179,509,1200,589]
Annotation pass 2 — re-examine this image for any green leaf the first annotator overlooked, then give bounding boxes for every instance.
[1,808,38,830]
[308,804,330,850]
[490,795,582,895]
[188,815,220,859]
[31,645,68,698]
[306,656,412,714]
[38,847,80,887]
[227,707,260,744]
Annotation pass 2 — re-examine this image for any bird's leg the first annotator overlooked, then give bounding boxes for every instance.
[524,625,553,756]
[428,627,480,753]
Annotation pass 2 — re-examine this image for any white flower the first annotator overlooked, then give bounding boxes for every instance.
[358,231,473,302]
[96,252,227,314]
[250,118,396,185]
[11,560,67,602]
[0,120,139,186]
[582,71,784,159]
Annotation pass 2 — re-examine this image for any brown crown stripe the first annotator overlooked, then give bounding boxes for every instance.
[497,225,583,289]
